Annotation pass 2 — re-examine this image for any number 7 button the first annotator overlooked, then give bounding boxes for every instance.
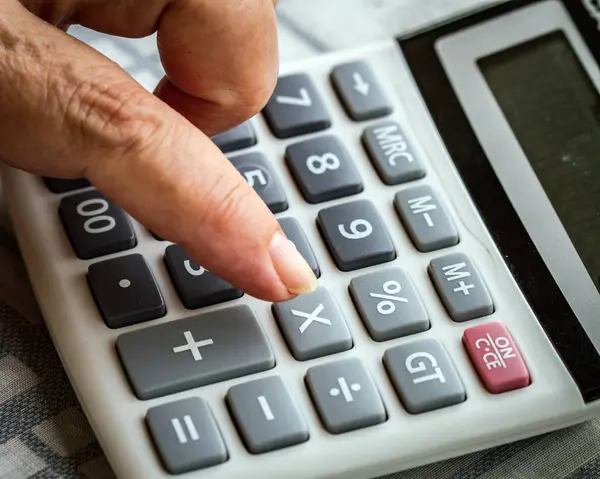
[263,73,331,138]
[317,200,396,271]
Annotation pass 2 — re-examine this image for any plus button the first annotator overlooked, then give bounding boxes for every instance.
[173,331,214,361]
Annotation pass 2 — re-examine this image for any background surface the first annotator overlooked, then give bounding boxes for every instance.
[2,1,600,477]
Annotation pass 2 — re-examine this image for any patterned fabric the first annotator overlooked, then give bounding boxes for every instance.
[2,1,600,477]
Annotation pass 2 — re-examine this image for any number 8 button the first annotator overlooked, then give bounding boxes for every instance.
[317,200,396,271]
[285,135,363,203]
[59,189,136,259]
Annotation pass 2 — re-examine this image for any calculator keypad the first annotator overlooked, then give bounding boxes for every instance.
[362,121,426,185]
[229,152,288,213]
[394,185,459,252]
[383,339,466,414]
[262,73,331,138]
[88,254,166,329]
[164,244,243,310]
[317,200,396,271]
[59,189,136,259]
[226,376,309,454]
[212,121,257,153]
[330,60,392,121]
[116,305,275,400]
[272,287,352,361]
[44,53,529,476]
[146,397,228,474]
[285,135,363,203]
[428,253,494,322]
[349,268,429,342]
[305,357,387,434]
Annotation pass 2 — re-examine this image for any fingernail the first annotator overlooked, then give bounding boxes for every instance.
[269,230,318,295]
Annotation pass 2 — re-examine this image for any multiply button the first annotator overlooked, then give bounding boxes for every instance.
[349,268,429,341]
[463,322,530,394]
[226,376,309,454]
[146,397,228,474]
[164,244,243,309]
[395,185,459,252]
[428,253,494,322]
[116,305,275,400]
[383,339,465,414]
[272,287,352,361]
[362,121,426,185]
[305,358,386,434]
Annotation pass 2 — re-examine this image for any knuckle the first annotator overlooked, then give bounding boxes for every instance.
[221,74,276,122]
[56,65,168,157]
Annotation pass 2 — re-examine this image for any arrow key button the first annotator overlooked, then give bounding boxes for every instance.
[331,60,392,121]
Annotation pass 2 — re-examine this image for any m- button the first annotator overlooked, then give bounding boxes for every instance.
[428,253,494,322]
[116,305,275,400]
[272,287,352,361]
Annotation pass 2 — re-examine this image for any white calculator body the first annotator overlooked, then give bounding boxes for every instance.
[3,0,600,477]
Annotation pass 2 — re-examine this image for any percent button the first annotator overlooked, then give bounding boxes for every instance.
[350,268,429,341]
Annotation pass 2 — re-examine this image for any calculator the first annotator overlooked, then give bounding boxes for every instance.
[2,0,600,477]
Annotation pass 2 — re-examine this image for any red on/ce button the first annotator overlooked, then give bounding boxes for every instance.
[462,322,530,394]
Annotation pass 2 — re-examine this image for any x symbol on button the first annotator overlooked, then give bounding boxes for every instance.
[291,303,331,333]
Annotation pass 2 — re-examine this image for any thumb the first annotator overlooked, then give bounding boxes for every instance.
[0,3,317,302]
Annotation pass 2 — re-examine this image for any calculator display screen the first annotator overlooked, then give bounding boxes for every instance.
[478,31,600,293]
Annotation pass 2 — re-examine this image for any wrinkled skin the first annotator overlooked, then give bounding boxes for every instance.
[0,0,317,302]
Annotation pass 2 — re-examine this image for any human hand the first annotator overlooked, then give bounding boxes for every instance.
[0,0,318,302]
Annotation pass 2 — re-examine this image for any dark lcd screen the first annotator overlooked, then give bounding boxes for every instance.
[478,31,600,293]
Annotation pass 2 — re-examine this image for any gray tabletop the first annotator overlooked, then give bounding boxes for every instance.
[1,1,600,477]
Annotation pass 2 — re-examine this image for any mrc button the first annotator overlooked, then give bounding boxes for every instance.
[462,322,530,394]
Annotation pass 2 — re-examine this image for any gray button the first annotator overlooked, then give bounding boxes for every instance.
[278,217,320,278]
[229,152,288,214]
[226,376,309,454]
[317,199,396,271]
[428,253,494,322]
[146,397,228,474]
[349,268,429,342]
[211,121,256,153]
[362,121,426,185]
[88,254,166,329]
[394,185,459,252]
[263,74,331,138]
[330,60,392,121]
[272,286,352,361]
[285,135,363,203]
[116,305,275,400]
[305,358,386,434]
[383,339,466,414]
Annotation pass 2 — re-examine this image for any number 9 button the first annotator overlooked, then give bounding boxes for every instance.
[59,189,136,259]
[285,135,363,203]
[317,199,396,271]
